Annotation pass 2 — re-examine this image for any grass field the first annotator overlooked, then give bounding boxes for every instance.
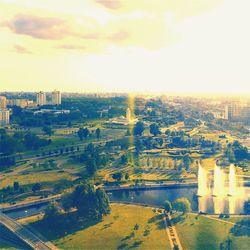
[0,171,73,189]
[23,204,171,250]
[173,213,250,250]
[0,242,18,250]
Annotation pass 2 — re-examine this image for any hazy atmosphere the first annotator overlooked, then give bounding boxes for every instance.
[0,1,249,250]
[0,0,250,93]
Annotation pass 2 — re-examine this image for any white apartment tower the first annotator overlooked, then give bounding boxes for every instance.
[36,91,46,106]
[52,90,61,105]
[0,96,7,109]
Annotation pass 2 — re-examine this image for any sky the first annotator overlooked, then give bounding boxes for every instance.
[0,0,250,94]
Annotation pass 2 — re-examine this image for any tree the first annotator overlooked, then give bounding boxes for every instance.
[78,127,89,140]
[32,183,41,192]
[225,141,249,163]
[43,202,62,222]
[165,129,171,136]
[95,188,111,216]
[164,200,172,213]
[149,123,161,136]
[112,172,123,182]
[173,198,191,214]
[61,192,73,211]
[42,126,53,136]
[13,181,20,191]
[159,138,164,147]
[96,128,101,139]
[121,154,128,164]
[183,154,191,171]
[135,139,143,156]
[61,182,110,219]
[125,173,129,180]
[86,159,97,176]
[243,199,250,214]
[226,238,232,250]
[134,122,144,136]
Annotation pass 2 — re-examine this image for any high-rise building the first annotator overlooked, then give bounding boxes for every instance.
[0,96,7,109]
[225,101,250,123]
[0,109,10,125]
[52,90,61,105]
[36,91,46,106]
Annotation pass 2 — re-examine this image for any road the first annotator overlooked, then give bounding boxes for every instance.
[0,195,61,212]
[0,212,58,250]
[0,136,120,163]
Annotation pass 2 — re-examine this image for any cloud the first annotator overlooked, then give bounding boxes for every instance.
[80,33,100,40]
[57,44,86,50]
[95,0,121,10]
[13,45,32,54]
[5,14,70,40]
[107,30,128,42]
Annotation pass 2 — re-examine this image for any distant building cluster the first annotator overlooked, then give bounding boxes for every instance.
[8,99,35,108]
[0,90,62,126]
[225,101,250,123]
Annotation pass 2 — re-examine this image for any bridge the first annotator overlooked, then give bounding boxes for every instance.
[0,212,58,250]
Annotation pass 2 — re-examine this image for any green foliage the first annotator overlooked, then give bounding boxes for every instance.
[96,128,101,139]
[43,202,62,222]
[112,172,123,182]
[13,181,20,191]
[24,133,51,150]
[32,183,42,192]
[182,154,191,171]
[225,141,249,163]
[42,126,54,136]
[173,198,191,213]
[121,154,128,164]
[149,123,161,136]
[163,200,172,213]
[243,199,250,214]
[77,127,90,140]
[0,129,50,167]
[80,143,107,175]
[61,182,110,219]
[124,173,129,180]
[134,122,145,136]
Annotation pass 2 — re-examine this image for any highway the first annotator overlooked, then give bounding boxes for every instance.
[0,212,58,250]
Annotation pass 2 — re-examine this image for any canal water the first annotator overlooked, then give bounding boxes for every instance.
[4,186,250,219]
[108,186,250,214]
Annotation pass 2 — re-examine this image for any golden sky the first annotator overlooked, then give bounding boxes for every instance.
[0,0,249,94]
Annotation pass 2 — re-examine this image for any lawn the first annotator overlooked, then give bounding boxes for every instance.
[0,242,18,250]
[0,171,73,189]
[173,213,250,250]
[23,204,171,250]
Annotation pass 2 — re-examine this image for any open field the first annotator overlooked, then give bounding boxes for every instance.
[21,204,171,250]
[0,242,18,250]
[173,213,250,250]
[0,170,74,189]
